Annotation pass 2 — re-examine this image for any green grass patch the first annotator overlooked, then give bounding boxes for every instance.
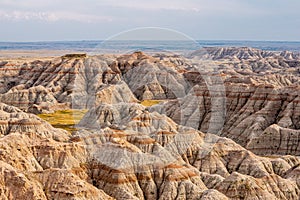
[62,53,87,59]
[141,100,163,107]
[38,109,88,133]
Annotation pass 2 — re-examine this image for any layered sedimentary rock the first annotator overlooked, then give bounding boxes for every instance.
[75,101,300,199]
[154,48,299,156]
[2,100,300,199]
[154,83,300,155]
[0,103,69,140]
[0,47,300,199]
[0,103,112,199]
[190,47,276,60]
[0,55,136,112]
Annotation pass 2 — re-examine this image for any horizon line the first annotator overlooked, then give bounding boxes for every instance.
[1,39,300,43]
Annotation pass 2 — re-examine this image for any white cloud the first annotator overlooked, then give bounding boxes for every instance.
[0,0,299,41]
[0,10,52,21]
[54,12,113,23]
[0,0,203,13]
[0,0,276,21]
[0,0,70,9]
[95,0,202,12]
[0,10,113,23]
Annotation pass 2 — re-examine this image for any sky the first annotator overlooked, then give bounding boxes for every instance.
[0,0,299,42]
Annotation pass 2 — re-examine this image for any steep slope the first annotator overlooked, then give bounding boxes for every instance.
[74,102,300,199]
[0,55,137,112]
[0,47,300,199]
[0,103,113,199]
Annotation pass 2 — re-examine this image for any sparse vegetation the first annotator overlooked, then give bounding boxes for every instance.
[38,109,87,133]
[62,53,87,59]
[140,100,163,107]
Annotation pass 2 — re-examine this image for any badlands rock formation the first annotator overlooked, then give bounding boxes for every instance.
[0,47,299,199]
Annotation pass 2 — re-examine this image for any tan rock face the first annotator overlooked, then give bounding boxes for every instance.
[156,79,300,156]
[0,48,300,199]
[73,100,300,199]
[0,85,57,112]
[0,103,69,140]
[0,56,135,112]
[31,169,113,200]
[0,161,46,200]
[0,103,113,199]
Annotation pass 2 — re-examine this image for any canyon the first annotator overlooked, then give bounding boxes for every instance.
[0,47,299,199]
